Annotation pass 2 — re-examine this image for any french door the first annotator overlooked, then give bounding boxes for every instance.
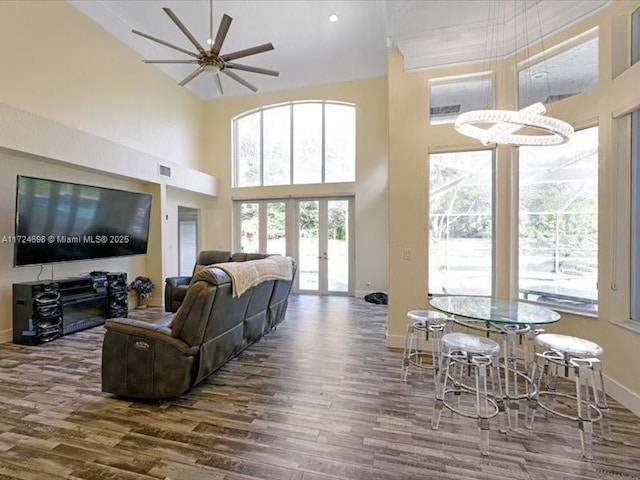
[234,197,353,295]
[295,198,353,295]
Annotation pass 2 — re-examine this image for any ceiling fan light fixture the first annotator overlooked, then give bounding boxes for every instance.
[204,64,220,74]
[133,3,278,94]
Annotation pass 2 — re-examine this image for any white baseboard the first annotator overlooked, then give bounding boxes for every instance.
[356,290,377,298]
[387,333,405,349]
[604,375,640,417]
[0,328,11,344]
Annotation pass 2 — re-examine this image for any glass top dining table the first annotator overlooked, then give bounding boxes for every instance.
[429,295,561,326]
[429,295,561,428]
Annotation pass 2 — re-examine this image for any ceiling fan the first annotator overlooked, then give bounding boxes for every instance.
[132,0,278,95]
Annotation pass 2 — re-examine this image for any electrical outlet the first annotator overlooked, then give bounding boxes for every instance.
[366,280,371,287]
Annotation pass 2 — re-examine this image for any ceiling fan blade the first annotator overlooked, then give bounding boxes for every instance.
[179,66,206,86]
[211,14,232,57]
[132,29,199,58]
[222,43,274,62]
[163,7,206,54]
[214,74,224,95]
[144,60,200,64]
[225,62,279,77]
[222,69,258,92]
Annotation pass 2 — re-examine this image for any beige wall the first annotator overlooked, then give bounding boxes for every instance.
[0,152,150,342]
[164,187,212,277]
[0,1,212,330]
[0,1,205,169]
[202,77,389,295]
[388,1,640,409]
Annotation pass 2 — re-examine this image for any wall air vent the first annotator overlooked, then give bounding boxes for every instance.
[158,164,171,178]
[430,104,461,115]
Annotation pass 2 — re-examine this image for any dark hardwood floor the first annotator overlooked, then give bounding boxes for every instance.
[0,295,639,479]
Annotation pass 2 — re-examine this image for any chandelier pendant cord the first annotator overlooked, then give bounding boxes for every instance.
[454,0,573,146]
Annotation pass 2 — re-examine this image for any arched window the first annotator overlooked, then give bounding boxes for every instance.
[233,101,356,187]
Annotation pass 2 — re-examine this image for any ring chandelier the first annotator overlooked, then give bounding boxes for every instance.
[455,102,574,147]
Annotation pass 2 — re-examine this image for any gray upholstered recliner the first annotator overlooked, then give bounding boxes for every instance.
[164,250,276,312]
[164,250,231,312]
[102,256,296,399]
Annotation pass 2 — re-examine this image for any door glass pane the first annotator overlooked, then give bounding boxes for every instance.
[240,202,260,253]
[264,106,291,185]
[266,201,286,255]
[236,112,261,187]
[293,104,322,184]
[519,127,598,311]
[325,104,356,182]
[429,150,493,295]
[327,200,348,292]
[298,200,319,290]
[518,35,598,108]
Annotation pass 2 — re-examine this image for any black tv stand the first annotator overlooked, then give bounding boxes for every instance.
[13,272,128,345]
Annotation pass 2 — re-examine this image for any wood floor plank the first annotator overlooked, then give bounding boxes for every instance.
[0,295,639,479]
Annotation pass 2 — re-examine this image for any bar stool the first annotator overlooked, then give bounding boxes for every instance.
[525,333,612,460]
[401,310,451,381]
[431,332,507,455]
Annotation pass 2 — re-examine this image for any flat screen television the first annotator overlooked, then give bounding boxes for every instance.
[14,176,152,266]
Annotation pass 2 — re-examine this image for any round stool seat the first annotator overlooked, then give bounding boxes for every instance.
[407,310,450,325]
[443,332,500,356]
[535,333,603,357]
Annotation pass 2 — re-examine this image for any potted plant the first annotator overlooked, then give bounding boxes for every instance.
[129,276,154,308]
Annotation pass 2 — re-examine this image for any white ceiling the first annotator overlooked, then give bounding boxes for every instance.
[68,0,609,101]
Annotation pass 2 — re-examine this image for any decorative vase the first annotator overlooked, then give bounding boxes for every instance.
[136,293,148,309]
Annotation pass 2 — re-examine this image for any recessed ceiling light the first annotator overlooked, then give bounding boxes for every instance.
[329,14,339,22]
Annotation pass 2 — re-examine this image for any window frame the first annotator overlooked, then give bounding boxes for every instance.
[632,7,640,66]
[516,124,599,314]
[232,100,356,187]
[516,28,599,109]
[427,147,496,297]
[631,109,640,321]
[428,72,494,126]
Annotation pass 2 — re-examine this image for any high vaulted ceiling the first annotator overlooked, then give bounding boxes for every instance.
[69,0,609,101]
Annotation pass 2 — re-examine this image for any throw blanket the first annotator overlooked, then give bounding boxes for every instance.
[214,255,293,298]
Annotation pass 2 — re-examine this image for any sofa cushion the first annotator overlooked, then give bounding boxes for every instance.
[230,252,272,262]
[189,264,213,286]
[195,250,231,271]
[214,256,293,297]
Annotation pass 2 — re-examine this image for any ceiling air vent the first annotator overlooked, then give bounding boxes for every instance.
[430,104,461,115]
[158,164,171,178]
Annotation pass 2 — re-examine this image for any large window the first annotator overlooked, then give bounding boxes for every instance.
[429,150,493,295]
[234,101,355,187]
[518,127,598,311]
[518,33,598,108]
[429,74,492,125]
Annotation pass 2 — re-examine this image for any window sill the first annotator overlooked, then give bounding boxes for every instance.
[609,319,640,335]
